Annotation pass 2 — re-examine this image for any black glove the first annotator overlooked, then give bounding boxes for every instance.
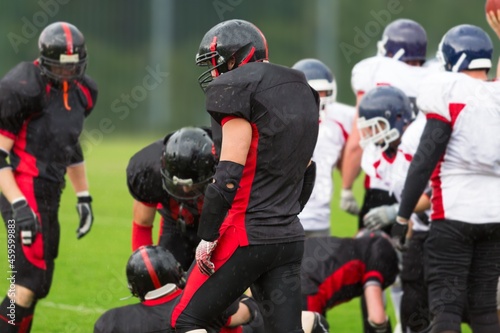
[76,195,93,239]
[12,199,39,246]
[391,218,409,251]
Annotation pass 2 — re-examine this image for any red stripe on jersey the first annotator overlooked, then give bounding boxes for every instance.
[430,155,445,221]
[139,247,162,289]
[15,174,46,269]
[398,149,413,162]
[220,327,243,333]
[0,129,16,140]
[362,270,384,285]
[364,174,370,189]
[61,22,73,54]
[426,113,450,124]
[76,82,94,111]
[382,151,396,164]
[376,82,391,86]
[142,288,182,306]
[306,259,365,313]
[170,227,240,327]
[221,116,238,126]
[373,160,382,179]
[333,120,349,142]
[448,103,465,128]
[12,118,39,177]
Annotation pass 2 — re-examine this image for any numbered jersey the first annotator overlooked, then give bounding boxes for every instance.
[417,71,500,223]
[299,102,355,231]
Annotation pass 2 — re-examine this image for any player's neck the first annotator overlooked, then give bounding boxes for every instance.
[461,70,488,81]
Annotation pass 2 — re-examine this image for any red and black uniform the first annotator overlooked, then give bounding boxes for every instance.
[94,289,242,333]
[0,61,97,298]
[126,138,206,271]
[301,236,399,316]
[171,62,319,333]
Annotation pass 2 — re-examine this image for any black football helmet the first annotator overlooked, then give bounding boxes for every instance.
[160,127,216,200]
[195,19,269,90]
[357,86,413,151]
[38,21,87,82]
[126,245,186,300]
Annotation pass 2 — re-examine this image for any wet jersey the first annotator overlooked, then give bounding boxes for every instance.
[417,71,500,223]
[301,236,398,314]
[206,62,319,245]
[0,61,97,183]
[126,139,204,227]
[299,102,355,231]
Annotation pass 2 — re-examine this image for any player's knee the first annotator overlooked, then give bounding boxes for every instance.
[11,285,36,308]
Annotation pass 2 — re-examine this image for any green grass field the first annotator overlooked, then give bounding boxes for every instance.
[0,136,472,332]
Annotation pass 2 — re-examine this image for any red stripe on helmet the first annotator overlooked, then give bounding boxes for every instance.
[252,24,269,60]
[239,46,255,67]
[139,247,162,289]
[210,36,219,77]
[61,22,73,55]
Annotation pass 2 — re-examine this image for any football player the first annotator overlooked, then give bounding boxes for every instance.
[126,126,216,270]
[171,19,319,333]
[397,24,500,333]
[0,22,98,333]
[301,229,399,333]
[292,58,355,238]
[94,245,260,333]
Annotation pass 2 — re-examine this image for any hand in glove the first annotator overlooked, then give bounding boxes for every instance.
[12,199,39,246]
[363,203,399,230]
[195,239,218,276]
[76,195,93,239]
[339,189,360,215]
[391,217,409,251]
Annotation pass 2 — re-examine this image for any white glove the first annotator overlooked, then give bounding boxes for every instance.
[339,189,360,215]
[363,203,399,230]
[195,240,218,276]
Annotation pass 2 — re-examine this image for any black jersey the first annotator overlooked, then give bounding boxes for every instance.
[0,61,97,183]
[301,236,398,314]
[205,62,319,245]
[94,289,238,333]
[126,139,203,227]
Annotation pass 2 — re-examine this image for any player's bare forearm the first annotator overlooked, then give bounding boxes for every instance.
[67,162,89,193]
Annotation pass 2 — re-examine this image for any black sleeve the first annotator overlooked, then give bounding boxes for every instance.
[365,237,399,289]
[299,161,316,211]
[398,118,452,219]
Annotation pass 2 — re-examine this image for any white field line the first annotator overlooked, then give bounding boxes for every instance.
[39,301,107,314]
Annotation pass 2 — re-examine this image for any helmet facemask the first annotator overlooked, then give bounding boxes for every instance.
[160,167,212,200]
[39,55,87,82]
[357,116,400,151]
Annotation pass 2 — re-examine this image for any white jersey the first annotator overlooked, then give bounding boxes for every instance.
[299,102,355,231]
[417,71,500,223]
[351,56,431,117]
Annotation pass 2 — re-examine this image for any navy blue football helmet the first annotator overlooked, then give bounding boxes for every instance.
[437,24,493,73]
[195,19,269,90]
[377,19,427,64]
[126,246,186,300]
[292,58,337,111]
[357,86,413,150]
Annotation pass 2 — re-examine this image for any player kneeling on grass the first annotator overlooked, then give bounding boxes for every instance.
[300,229,399,333]
[94,245,260,333]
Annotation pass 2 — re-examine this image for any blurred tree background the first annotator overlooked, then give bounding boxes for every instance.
[0,0,494,140]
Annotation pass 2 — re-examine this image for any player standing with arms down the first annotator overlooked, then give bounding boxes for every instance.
[170,19,319,333]
[292,58,355,238]
[126,126,216,270]
[0,22,98,332]
[396,24,500,333]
